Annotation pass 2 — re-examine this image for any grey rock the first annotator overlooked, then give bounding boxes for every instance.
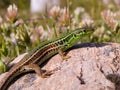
[1,43,120,90]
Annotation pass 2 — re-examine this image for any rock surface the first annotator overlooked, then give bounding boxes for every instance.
[0,43,120,90]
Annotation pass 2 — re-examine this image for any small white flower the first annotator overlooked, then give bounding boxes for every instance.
[37,26,48,40]
[102,0,110,5]
[49,6,60,19]
[80,19,94,28]
[14,19,24,26]
[101,10,117,28]
[74,7,85,15]
[6,4,18,22]
[30,25,49,43]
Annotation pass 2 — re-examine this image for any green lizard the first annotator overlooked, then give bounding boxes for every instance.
[0,27,94,90]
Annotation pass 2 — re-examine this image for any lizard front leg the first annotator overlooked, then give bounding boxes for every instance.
[58,47,71,60]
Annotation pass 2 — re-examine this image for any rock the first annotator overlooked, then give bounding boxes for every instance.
[0,43,120,90]
[8,53,28,68]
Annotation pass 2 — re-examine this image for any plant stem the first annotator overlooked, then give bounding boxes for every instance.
[67,0,71,30]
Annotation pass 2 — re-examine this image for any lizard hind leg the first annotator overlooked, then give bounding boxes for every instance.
[21,64,42,77]
[21,64,59,78]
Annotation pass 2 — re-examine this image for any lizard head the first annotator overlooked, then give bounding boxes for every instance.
[72,27,94,38]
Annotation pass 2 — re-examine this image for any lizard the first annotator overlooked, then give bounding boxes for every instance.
[0,27,94,90]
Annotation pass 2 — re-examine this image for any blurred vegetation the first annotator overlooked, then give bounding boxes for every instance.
[0,0,30,9]
[0,0,120,73]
